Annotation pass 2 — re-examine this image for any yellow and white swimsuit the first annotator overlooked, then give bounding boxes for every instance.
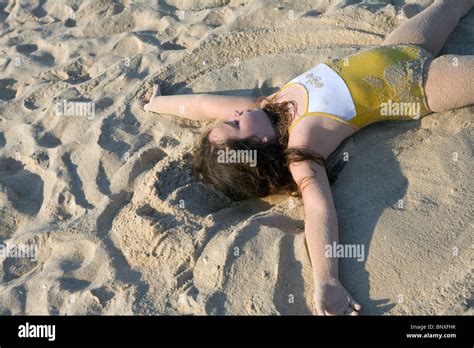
[279,44,434,133]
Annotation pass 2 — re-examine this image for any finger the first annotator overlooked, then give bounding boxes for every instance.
[314,303,326,316]
[153,84,162,97]
[324,303,347,316]
[316,308,326,316]
[348,297,362,312]
[343,306,358,316]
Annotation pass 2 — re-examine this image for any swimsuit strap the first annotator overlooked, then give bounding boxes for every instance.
[288,112,357,134]
[288,114,308,134]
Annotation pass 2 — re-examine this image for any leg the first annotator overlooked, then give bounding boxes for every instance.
[383,0,473,56]
[425,55,474,112]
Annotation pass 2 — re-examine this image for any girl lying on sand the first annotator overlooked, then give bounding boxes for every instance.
[144,0,474,315]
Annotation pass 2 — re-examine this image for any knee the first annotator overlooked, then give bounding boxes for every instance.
[424,55,471,112]
[424,57,453,112]
[430,54,460,67]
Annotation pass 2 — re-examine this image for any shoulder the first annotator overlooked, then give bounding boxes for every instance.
[288,115,357,159]
[261,83,306,105]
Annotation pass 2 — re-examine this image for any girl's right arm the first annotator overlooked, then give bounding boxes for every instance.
[144,84,259,121]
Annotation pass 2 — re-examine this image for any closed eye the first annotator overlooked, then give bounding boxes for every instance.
[224,120,239,129]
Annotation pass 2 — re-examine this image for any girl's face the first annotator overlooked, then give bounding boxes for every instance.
[208,108,277,144]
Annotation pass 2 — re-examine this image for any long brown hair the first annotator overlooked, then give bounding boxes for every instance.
[191,95,342,201]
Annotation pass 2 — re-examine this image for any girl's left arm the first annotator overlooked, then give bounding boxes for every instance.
[290,160,362,315]
[144,92,259,121]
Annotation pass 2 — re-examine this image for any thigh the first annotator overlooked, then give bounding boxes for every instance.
[425,54,474,112]
[382,1,466,56]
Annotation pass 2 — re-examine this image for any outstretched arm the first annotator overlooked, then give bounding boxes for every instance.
[144,84,258,121]
[290,160,361,315]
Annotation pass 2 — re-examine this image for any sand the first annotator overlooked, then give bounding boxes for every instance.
[0,0,472,315]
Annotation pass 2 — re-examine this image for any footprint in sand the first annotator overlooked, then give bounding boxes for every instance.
[166,182,231,217]
[61,153,94,210]
[0,233,117,315]
[112,36,143,57]
[22,82,65,112]
[14,44,55,68]
[33,123,62,148]
[59,59,92,85]
[16,43,38,55]
[52,57,91,85]
[136,204,177,230]
[0,233,48,293]
[30,51,56,67]
[23,97,39,111]
[31,0,47,18]
[128,147,167,185]
[15,36,67,70]
[159,135,180,148]
[98,115,132,158]
[2,256,38,283]
[154,157,193,200]
[203,8,235,27]
[0,157,44,216]
[82,8,135,37]
[30,151,49,170]
[33,238,115,314]
[0,79,17,101]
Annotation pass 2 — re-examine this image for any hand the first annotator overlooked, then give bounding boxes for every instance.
[144,84,162,112]
[313,278,361,316]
